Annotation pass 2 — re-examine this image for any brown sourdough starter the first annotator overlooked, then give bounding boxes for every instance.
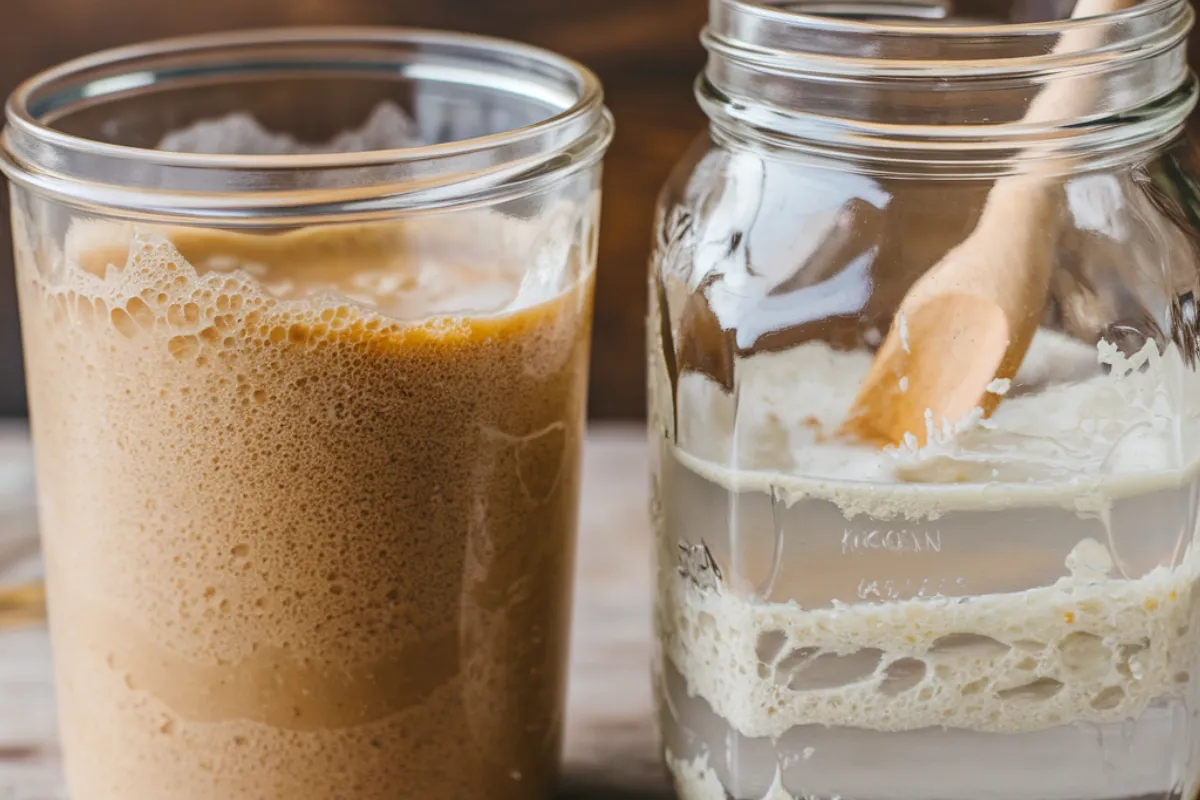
[16,214,593,800]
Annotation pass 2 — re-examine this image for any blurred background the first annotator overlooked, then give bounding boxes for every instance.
[2,1,1200,422]
[0,0,710,422]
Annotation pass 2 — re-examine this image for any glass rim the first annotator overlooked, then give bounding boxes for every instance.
[5,26,606,171]
[714,0,1178,39]
[699,0,1196,164]
[704,0,1193,78]
[0,26,614,223]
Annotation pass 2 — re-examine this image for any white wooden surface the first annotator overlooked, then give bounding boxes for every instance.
[0,424,668,800]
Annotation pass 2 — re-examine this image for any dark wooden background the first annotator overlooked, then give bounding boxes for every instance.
[1,1,1198,420]
[0,0,710,420]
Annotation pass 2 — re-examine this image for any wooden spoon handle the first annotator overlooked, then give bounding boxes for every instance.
[1025,0,1139,124]
[979,0,1138,226]
[926,0,1140,306]
[841,0,1137,447]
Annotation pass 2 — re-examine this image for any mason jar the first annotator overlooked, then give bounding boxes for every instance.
[1,28,611,800]
[648,2,1200,799]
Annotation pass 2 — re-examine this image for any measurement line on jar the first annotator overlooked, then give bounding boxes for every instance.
[841,528,942,555]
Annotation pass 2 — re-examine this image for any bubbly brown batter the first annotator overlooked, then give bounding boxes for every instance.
[16,215,593,799]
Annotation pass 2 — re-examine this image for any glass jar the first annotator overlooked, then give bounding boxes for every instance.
[649,2,1200,799]
[1,28,611,800]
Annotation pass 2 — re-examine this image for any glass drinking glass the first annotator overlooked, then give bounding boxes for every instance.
[1,28,612,800]
[649,2,1200,799]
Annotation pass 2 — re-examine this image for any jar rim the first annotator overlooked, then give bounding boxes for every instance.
[717,0,1175,40]
[705,0,1193,78]
[700,0,1196,166]
[0,27,613,222]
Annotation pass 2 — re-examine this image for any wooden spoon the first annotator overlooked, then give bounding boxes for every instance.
[841,0,1136,447]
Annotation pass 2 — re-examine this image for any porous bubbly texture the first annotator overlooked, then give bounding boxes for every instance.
[652,334,1200,764]
[665,752,733,800]
[17,212,594,800]
[663,538,1198,739]
[670,332,1200,519]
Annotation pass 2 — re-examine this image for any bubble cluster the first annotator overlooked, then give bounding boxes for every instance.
[663,539,1198,740]
[19,219,593,800]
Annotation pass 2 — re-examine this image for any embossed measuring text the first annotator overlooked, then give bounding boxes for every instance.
[841,528,942,555]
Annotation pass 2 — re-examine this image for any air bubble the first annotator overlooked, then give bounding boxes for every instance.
[110,307,139,338]
[74,295,97,323]
[126,296,155,327]
[169,335,199,362]
[880,658,926,696]
[996,678,1063,701]
[1058,631,1110,681]
[755,630,787,665]
[1091,686,1125,711]
[787,649,882,692]
[930,633,1011,658]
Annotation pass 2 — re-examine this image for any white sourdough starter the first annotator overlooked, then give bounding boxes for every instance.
[651,331,1200,800]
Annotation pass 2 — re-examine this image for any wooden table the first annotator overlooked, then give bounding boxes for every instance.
[0,424,668,800]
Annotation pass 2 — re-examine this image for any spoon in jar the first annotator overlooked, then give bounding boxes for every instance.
[840,0,1136,448]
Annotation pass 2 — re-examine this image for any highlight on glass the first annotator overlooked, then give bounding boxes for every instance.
[2,27,612,800]
[649,1,1200,799]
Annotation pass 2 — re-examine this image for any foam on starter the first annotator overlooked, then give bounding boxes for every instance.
[652,330,1200,800]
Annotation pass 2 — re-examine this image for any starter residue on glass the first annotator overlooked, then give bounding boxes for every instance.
[654,329,1200,799]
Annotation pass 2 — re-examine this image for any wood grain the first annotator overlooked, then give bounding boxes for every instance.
[0,424,668,799]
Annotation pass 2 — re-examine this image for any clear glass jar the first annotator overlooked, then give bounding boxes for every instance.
[1,28,611,800]
[649,2,1200,799]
